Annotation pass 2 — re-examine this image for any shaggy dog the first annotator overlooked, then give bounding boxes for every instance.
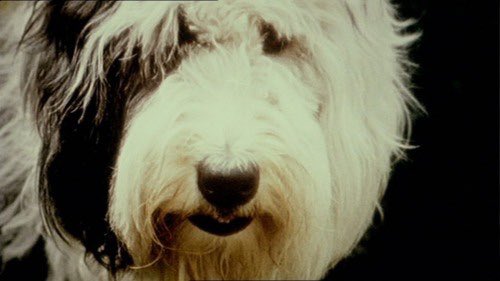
[0,1,418,280]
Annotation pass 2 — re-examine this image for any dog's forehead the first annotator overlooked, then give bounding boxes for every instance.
[183,1,301,24]
[182,0,315,34]
[182,2,259,44]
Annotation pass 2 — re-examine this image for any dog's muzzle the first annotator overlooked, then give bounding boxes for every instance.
[189,160,259,236]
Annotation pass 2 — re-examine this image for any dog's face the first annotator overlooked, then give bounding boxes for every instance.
[23,0,415,279]
[110,4,334,277]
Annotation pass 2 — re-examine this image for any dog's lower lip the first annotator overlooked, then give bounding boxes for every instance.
[188,214,253,236]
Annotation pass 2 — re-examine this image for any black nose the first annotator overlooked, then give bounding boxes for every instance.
[197,161,259,212]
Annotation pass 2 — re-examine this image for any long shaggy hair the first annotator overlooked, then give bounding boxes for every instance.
[0,1,419,280]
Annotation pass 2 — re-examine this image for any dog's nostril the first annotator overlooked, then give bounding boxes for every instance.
[196,161,259,211]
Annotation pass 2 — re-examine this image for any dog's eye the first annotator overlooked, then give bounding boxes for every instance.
[260,23,290,55]
[178,12,197,46]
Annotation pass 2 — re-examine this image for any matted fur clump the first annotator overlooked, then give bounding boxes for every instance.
[0,1,418,280]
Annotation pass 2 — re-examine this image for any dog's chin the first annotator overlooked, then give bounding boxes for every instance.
[188,214,253,236]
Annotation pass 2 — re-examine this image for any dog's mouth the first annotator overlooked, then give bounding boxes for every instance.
[188,214,253,236]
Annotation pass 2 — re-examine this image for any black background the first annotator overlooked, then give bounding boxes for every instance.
[327,0,499,280]
[1,1,499,280]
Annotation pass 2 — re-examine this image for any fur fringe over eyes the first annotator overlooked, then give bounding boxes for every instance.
[0,0,420,279]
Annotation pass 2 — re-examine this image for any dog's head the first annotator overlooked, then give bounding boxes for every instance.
[21,0,417,279]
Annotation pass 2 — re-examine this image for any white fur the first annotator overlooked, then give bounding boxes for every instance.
[0,1,419,280]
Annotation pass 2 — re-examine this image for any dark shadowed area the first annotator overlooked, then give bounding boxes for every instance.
[327,0,499,280]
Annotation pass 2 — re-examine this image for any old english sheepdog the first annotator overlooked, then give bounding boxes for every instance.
[0,1,419,280]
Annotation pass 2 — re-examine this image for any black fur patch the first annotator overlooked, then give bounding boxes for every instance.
[40,79,132,272]
[22,2,186,274]
[43,1,115,57]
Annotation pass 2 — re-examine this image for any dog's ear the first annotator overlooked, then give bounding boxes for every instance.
[43,1,115,56]
[310,0,420,254]
[26,1,134,273]
[30,3,187,273]
[36,47,134,272]
[39,82,133,273]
